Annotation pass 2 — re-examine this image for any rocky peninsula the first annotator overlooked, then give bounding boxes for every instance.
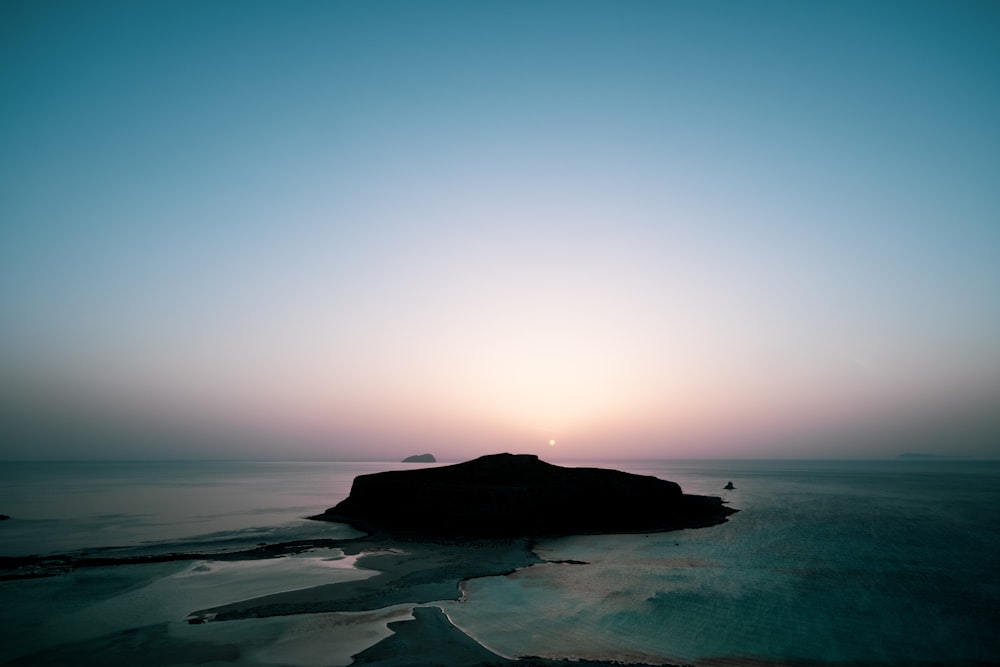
[311,453,736,537]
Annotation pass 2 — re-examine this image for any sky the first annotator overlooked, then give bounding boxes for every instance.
[2,0,999,460]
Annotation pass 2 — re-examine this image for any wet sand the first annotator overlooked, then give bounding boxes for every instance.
[2,535,675,666]
[184,536,674,666]
[186,537,543,621]
[354,605,679,667]
[352,606,507,666]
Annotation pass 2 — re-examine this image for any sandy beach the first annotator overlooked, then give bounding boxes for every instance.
[0,533,679,666]
[180,536,678,666]
[352,605,674,667]
[186,537,543,621]
[1,533,655,665]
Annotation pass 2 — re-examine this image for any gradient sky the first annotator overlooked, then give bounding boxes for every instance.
[2,1,999,460]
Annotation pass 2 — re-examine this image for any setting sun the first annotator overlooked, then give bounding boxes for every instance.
[549,439,556,446]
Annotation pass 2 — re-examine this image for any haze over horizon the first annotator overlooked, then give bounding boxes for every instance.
[2,1,999,461]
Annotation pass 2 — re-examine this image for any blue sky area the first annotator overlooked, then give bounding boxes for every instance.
[2,1,998,459]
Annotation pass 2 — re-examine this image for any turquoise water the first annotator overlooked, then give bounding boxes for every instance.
[450,459,1000,665]
[2,458,998,666]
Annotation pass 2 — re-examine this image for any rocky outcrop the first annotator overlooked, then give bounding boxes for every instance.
[312,453,736,537]
[402,453,436,463]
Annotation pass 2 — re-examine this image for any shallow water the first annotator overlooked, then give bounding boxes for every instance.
[2,458,998,666]
[449,459,1000,666]
[1,551,373,663]
[0,460,417,556]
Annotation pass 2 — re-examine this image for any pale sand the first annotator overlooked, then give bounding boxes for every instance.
[352,605,676,667]
[3,537,672,666]
[188,538,542,622]
[245,604,416,667]
[352,605,508,666]
[185,537,674,666]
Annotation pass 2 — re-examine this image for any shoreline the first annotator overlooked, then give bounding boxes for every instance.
[2,529,683,666]
[0,536,372,582]
[182,534,679,666]
[352,604,679,667]
[185,536,545,622]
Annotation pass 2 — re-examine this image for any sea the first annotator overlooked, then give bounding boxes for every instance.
[1,458,998,666]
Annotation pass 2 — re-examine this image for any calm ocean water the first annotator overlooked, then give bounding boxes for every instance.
[2,458,998,666]
[0,460,400,556]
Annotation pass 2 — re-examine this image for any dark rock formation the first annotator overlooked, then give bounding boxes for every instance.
[402,453,436,463]
[0,514,9,521]
[724,481,735,490]
[312,453,736,538]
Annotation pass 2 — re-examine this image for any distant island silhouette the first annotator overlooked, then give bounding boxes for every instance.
[897,452,971,459]
[402,453,436,463]
[312,453,737,537]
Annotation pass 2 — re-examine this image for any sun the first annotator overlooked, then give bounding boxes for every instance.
[548,439,556,446]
